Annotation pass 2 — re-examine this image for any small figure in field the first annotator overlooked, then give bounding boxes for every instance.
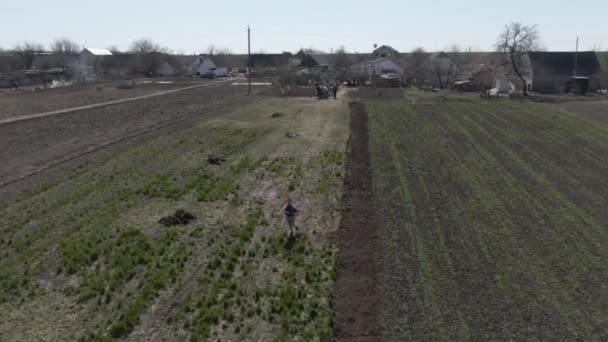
[283,198,299,236]
[333,84,338,99]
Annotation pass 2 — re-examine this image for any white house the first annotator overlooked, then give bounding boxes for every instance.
[79,48,112,65]
[494,75,516,93]
[348,57,404,79]
[192,56,216,76]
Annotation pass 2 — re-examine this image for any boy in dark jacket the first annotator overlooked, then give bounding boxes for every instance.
[283,198,299,236]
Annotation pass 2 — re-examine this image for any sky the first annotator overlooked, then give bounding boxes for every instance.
[1,0,607,54]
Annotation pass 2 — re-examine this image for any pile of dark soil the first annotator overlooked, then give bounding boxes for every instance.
[207,154,226,165]
[285,132,301,138]
[159,209,196,226]
[270,112,283,118]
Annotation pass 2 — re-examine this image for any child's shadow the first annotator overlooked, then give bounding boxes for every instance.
[284,233,302,250]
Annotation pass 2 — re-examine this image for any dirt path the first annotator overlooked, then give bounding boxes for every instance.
[0,78,235,125]
[333,101,380,340]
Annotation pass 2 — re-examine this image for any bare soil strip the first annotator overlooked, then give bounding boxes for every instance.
[333,101,380,340]
[0,78,235,125]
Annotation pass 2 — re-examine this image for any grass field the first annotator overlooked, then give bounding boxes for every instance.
[366,91,608,340]
[0,94,349,341]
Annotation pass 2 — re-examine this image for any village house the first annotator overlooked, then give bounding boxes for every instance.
[192,56,217,76]
[595,51,608,91]
[526,51,601,94]
[79,48,112,67]
[371,45,399,59]
[348,57,405,82]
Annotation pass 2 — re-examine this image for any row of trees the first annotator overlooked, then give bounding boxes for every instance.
[1,38,175,70]
[402,22,541,95]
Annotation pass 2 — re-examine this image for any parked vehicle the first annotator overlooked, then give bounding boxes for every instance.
[201,71,216,79]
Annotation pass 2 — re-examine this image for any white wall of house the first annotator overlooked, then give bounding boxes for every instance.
[349,58,404,78]
[373,59,403,77]
[192,57,216,75]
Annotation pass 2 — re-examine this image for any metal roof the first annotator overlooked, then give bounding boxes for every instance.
[83,48,113,56]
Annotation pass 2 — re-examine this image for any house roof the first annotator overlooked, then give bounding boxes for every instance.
[595,51,608,72]
[372,45,399,58]
[528,51,600,75]
[351,56,402,67]
[310,54,331,66]
[83,48,113,56]
[199,53,292,68]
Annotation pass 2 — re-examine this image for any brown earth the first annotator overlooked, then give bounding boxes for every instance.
[355,87,405,99]
[333,101,380,340]
[0,83,252,188]
[0,78,219,120]
[553,100,608,123]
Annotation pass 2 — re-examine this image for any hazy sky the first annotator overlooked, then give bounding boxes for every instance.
[2,0,607,54]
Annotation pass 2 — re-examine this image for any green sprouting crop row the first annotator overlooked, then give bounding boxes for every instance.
[366,91,608,340]
[78,226,188,340]
[0,127,257,311]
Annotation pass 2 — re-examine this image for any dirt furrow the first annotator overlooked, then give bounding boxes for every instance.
[333,101,380,340]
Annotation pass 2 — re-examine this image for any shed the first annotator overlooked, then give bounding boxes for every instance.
[527,51,601,93]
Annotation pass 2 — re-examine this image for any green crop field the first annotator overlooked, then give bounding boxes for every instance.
[0,95,349,341]
[367,91,608,340]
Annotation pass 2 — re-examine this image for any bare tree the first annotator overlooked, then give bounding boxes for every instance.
[331,45,351,73]
[430,46,468,90]
[13,41,44,69]
[496,22,540,96]
[216,47,233,55]
[129,38,163,54]
[206,45,216,55]
[106,45,122,54]
[128,39,170,75]
[301,47,324,54]
[406,47,429,87]
[51,38,79,55]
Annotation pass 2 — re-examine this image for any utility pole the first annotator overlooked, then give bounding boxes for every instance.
[573,36,579,77]
[247,25,251,96]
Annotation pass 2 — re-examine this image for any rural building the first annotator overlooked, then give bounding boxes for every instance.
[527,51,601,94]
[0,55,22,75]
[294,51,332,70]
[31,53,80,71]
[249,53,292,69]
[79,48,113,66]
[348,57,404,81]
[192,56,217,75]
[494,74,516,93]
[77,48,113,79]
[371,45,399,59]
[595,51,608,90]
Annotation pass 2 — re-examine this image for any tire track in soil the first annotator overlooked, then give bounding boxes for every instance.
[333,101,380,340]
[0,78,236,125]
